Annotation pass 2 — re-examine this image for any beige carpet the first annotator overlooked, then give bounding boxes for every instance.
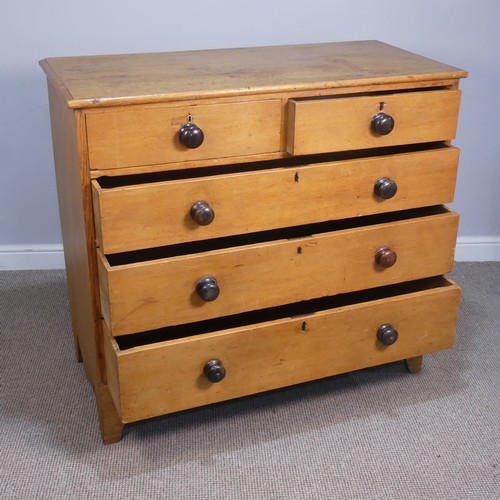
[1,263,500,499]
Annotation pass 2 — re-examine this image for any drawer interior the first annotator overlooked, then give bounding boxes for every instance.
[289,85,452,102]
[95,142,451,187]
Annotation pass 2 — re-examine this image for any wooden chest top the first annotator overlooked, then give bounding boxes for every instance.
[40,40,467,108]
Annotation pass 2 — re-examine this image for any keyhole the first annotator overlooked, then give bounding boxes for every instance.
[301,321,308,332]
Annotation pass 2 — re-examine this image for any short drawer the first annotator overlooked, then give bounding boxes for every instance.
[86,99,282,170]
[92,145,459,254]
[97,206,459,336]
[104,277,461,422]
[287,89,461,155]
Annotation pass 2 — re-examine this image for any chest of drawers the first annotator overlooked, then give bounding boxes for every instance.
[41,41,467,443]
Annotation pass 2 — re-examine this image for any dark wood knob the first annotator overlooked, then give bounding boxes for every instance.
[196,276,220,302]
[374,177,398,199]
[204,359,226,383]
[371,112,394,135]
[191,200,215,226]
[375,247,397,268]
[179,122,204,148]
[377,324,399,346]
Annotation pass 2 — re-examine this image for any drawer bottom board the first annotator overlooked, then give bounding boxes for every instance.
[104,277,460,423]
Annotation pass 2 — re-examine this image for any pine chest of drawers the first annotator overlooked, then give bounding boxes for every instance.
[41,41,467,443]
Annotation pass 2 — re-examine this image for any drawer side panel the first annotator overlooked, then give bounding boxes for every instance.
[103,324,122,415]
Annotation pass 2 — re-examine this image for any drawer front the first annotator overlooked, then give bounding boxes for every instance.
[104,278,461,422]
[287,89,461,155]
[98,208,459,336]
[93,146,459,254]
[86,100,282,170]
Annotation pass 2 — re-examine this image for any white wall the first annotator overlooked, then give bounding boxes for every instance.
[1,0,499,268]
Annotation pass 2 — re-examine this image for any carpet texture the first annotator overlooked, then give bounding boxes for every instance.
[1,263,499,499]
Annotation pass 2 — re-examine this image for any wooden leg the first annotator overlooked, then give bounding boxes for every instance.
[405,355,423,374]
[73,332,83,363]
[95,382,124,444]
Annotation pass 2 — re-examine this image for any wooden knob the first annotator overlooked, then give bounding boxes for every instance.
[196,276,220,302]
[204,359,226,383]
[191,200,215,226]
[179,122,204,148]
[374,177,398,199]
[371,112,394,135]
[377,324,399,346]
[375,247,397,268]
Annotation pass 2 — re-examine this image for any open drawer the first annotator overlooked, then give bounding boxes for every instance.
[287,89,461,155]
[103,276,461,422]
[92,145,459,254]
[97,206,459,336]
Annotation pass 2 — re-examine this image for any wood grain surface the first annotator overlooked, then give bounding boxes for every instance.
[46,80,102,383]
[86,100,281,169]
[93,146,459,254]
[288,90,461,155]
[41,41,466,442]
[103,278,461,422]
[40,41,467,108]
[98,208,459,336]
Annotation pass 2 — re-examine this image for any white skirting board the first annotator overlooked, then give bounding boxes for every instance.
[0,245,65,270]
[0,238,500,270]
[453,237,500,262]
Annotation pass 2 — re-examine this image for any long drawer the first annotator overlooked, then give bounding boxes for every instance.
[104,276,461,423]
[97,206,459,336]
[287,89,461,155]
[92,145,459,254]
[86,99,282,170]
